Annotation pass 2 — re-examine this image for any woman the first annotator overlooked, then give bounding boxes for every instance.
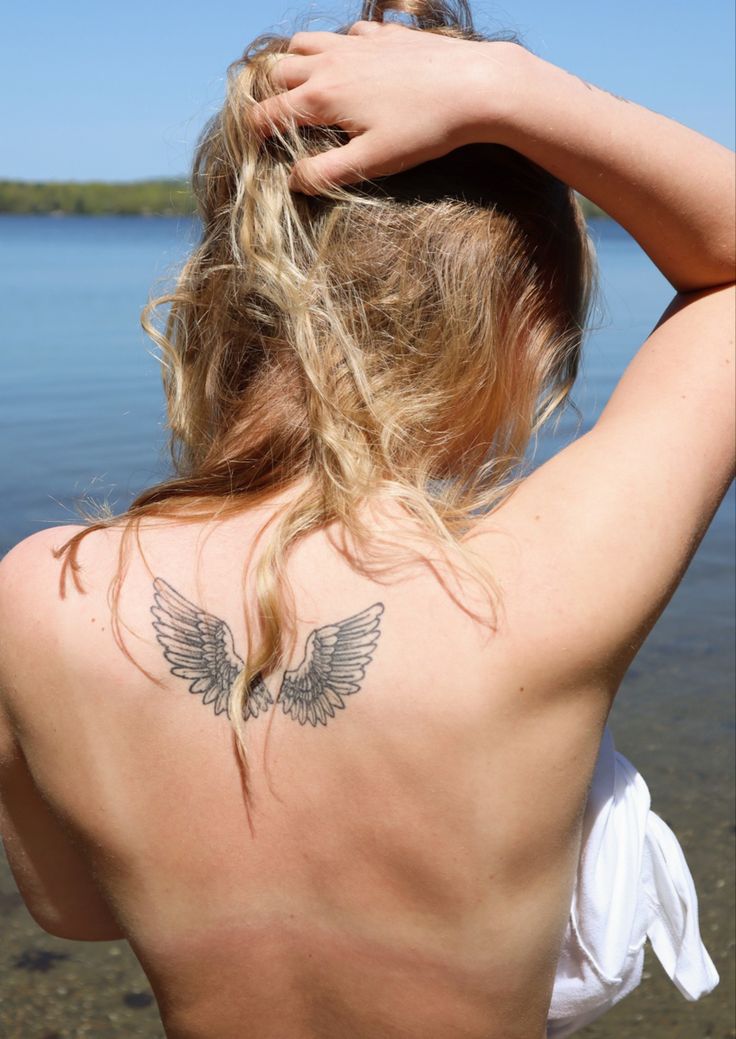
[0,1,733,1037]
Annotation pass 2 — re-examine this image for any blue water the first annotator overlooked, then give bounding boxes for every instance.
[0,213,733,627]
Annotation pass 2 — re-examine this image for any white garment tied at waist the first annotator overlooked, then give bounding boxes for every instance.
[547,726,719,1037]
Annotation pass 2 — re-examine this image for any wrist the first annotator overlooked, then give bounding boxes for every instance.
[457,40,545,149]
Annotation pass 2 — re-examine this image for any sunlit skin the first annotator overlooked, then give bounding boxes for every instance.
[0,11,733,1039]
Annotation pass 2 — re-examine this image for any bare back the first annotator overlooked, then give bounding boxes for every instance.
[0,494,617,1039]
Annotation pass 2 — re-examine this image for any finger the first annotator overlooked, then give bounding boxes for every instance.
[347,20,385,36]
[268,54,315,91]
[289,135,379,194]
[287,30,351,55]
[249,87,314,138]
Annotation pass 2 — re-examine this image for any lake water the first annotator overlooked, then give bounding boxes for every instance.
[0,214,733,1035]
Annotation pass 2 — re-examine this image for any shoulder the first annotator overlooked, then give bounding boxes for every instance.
[0,525,86,642]
[0,522,131,612]
[0,519,190,723]
[0,526,88,722]
[0,522,128,752]
[0,528,127,941]
[0,524,84,594]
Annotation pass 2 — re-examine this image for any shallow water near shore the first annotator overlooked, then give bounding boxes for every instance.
[0,214,734,1037]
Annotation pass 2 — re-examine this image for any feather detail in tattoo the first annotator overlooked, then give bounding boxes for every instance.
[279,604,384,726]
[150,578,384,726]
[151,578,273,720]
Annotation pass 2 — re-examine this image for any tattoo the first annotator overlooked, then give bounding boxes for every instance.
[151,578,384,727]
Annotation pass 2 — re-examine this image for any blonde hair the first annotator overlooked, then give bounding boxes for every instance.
[59,0,598,793]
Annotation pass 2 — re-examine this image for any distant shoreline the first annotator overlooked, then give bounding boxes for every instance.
[0,178,609,219]
[0,179,194,217]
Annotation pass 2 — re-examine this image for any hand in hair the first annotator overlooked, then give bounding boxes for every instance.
[250,20,521,194]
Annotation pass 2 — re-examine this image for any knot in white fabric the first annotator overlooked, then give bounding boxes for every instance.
[547,726,719,1037]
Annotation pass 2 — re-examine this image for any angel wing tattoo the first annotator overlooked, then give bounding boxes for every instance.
[151,578,384,727]
[151,579,273,720]
[279,603,384,727]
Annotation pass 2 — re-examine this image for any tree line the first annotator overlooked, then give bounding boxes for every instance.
[0,178,608,219]
[0,179,194,216]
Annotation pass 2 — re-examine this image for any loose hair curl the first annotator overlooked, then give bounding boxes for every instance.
[58,0,598,796]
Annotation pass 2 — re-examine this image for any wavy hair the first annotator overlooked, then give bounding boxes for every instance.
[58,0,598,794]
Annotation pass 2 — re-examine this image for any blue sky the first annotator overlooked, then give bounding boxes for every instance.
[1,0,733,181]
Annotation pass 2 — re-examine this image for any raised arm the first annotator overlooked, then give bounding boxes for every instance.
[471,36,735,686]
[257,19,735,689]
[483,43,735,295]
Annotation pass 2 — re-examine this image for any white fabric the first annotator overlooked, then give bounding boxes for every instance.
[547,726,719,1037]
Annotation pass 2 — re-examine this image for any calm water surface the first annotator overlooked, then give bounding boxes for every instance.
[0,214,733,1036]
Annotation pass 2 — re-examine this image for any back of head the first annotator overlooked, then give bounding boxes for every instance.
[152,0,596,508]
[67,0,598,774]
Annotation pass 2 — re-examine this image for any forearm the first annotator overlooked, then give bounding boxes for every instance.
[480,44,736,294]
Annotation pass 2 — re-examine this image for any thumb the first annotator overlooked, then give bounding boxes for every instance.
[288,135,377,195]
